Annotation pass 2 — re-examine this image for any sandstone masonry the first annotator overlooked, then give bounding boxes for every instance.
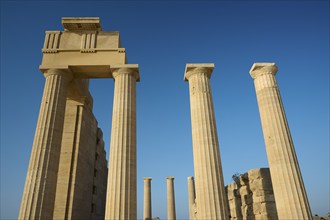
[226,168,278,220]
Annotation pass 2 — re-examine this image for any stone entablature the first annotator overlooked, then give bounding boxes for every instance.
[41,18,127,76]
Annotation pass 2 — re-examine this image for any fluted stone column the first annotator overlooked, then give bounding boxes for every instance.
[184,64,229,220]
[105,65,140,219]
[187,176,196,220]
[167,176,176,220]
[249,63,312,220]
[144,177,152,220]
[19,69,72,219]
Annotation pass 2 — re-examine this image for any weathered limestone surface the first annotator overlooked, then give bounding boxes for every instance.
[53,92,107,220]
[105,65,140,219]
[91,128,108,220]
[250,63,312,220]
[226,168,277,220]
[53,98,85,220]
[144,178,152,220]
[167,176,176,220]
[226,181,242,220]
[184,64,229,220]
[19,69,72,219]
[238,174,253,220]
[187,176,197,220]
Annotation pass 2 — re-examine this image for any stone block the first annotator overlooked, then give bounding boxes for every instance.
[247,168,269,180]
[253,189,274,196]
[239,186,251,196]
[238,173,249,186]
[252,194,275,203]
[253,202,277,215]
[241,194,253,206]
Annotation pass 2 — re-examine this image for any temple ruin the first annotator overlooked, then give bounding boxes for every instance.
[19,17,312,220]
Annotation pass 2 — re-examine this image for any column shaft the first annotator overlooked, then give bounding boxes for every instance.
[184,64,229,220]
[144,178,152,220]
[167,177,176,220]
[250,63,312,219]
[105,67,139,219]
[19,69,72,219]
[187,176,196,220]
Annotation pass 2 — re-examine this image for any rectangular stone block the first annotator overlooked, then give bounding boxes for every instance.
[239,186,251,196]
[253,202,277,215]
[252,194,275,203]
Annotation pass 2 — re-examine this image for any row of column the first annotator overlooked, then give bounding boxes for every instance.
[143,177,176,220]
[184,63,312,220]
[19,62,312,220]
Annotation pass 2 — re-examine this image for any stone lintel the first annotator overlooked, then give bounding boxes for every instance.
[70,65,112,78]
[184,63,214,81]
[167,176,175,180]
[66,96,90,106]
[111,64,140,82]
[144,177,152,181]
[40,66,73,81]
[62,17,101,31]
[40,65,113,79]
[40,65,69,73]
[40,64,140,80]
[249,63,278,79]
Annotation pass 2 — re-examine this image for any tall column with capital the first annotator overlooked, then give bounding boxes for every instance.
[19,69,72,219]
[184,64,229,220]
[249,63,312,220]
[105,65,140,219]
[143,177,152,220]
[167,176,176,220]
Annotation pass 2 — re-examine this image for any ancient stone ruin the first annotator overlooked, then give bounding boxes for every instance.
[226,168,278,220]
[19,17,313,220]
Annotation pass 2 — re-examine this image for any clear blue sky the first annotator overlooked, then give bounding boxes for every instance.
[1,1,329,219]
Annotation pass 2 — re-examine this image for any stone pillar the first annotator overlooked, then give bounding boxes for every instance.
[105,65,140,219]
[249,63,312,220]
[248,168,278,220]
[238,174,253,220]
[226,182,242,220]
[19,69,72,219]
[167,176,176,220]
[184,64,229,220]
[187,176,196,220]
[144,178,152,220]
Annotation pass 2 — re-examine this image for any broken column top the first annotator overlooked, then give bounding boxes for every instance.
[62,17,102,31]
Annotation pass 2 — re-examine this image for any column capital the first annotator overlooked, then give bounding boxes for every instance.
[249,63,278,79]
[187,176,194,180]
[184,63,214,81]
[144,177,152,181]
[43,68,73,82]
[111,64,140,82]
[167,176,175,180]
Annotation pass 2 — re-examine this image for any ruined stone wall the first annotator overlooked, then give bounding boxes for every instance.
[226,168,278,220]
[53,82,108,220]
[91,128,108,220]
